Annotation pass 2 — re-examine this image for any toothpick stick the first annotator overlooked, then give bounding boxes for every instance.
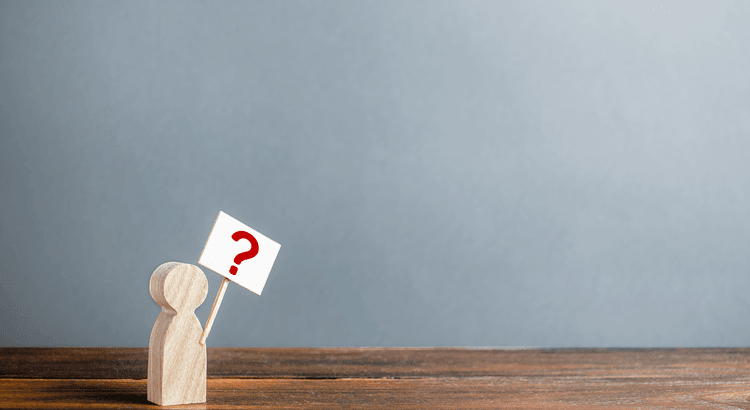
[200,277,230,345]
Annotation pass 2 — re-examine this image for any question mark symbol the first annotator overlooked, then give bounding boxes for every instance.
[229,231,259,275]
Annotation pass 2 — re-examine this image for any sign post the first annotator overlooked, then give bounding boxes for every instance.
[197,211,281,344]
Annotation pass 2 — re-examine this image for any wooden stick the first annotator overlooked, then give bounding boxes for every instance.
[199,277,230,345]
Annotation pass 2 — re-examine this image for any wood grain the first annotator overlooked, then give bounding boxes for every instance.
[147,262,208,405]
[3,348,750,408]
[4,375,750,409]
[3,347,750,379]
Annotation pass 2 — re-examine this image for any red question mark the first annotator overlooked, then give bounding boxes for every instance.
[229,231,259,275]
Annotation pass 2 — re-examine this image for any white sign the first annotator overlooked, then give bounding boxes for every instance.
[198,211,280,295]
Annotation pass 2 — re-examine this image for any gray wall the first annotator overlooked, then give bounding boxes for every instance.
[1,0,749,347]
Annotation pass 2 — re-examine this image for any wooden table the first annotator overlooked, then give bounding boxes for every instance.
[3,348,750,408]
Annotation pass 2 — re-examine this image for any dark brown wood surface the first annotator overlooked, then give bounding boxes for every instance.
[3,348,750,408]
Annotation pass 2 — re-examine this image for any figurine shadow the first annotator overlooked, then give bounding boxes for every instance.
[40,380,207,408]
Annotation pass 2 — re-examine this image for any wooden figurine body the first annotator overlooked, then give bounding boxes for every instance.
[148,262,208,406]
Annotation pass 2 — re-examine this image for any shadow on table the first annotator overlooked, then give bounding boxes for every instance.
[37,379,207,408]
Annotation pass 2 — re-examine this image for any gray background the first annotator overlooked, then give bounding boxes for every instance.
[1,0,749,347]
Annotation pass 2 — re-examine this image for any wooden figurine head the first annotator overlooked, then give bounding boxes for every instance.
[149,262,208,313]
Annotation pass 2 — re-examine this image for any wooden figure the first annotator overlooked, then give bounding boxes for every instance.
[148,262,208,406]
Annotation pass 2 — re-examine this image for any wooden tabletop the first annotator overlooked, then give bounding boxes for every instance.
[3,348,750,409]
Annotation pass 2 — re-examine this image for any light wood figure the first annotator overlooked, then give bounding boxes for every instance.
[148,262,208,406]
